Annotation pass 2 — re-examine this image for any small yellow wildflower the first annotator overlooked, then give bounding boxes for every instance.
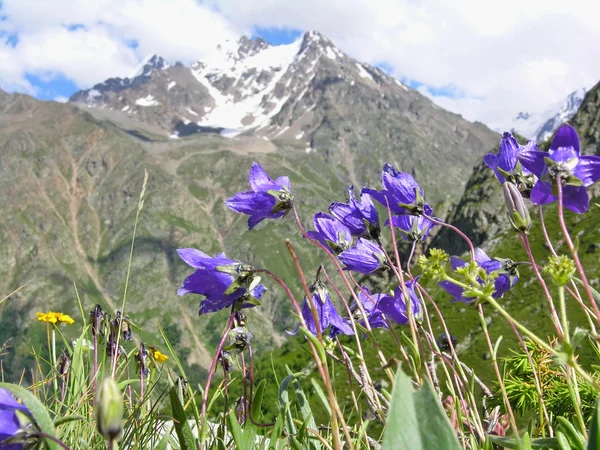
[152,349,168,363]
[36,311,75,325]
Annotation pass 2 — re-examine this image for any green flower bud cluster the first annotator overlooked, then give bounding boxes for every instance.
[543,255,576,286]
[418,248,449,282]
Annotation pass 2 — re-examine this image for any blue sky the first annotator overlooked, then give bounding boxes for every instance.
[1,0,599,131]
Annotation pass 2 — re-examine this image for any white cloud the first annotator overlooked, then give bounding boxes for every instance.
[0,0,240,90]
[2,0,600,130]
[53,95,69,103]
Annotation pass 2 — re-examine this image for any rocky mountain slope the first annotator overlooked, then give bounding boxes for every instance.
[70,31,498,204]
[0,31,501,382]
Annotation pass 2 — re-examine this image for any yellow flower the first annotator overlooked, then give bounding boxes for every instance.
[36,311,75,325]
[152,349,168,363]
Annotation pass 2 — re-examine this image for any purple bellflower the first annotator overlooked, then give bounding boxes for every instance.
[225,162,293,229]
[291,283,354,338]
[355,286,389,330]
[306,212,353,254]
[377,278,422,325]
[0,387,32,450]
[329,186,380,239]
[177,248,266,315]
[439,248,517,303]
[388,215,435,242]
[363,163,432,216]
[518,124,600,213]
[484,132,536,188]
[338,238,388,274]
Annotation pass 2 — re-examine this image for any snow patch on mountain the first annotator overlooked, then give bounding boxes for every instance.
[191,38,302,131]
[135,95,160,106]
[510,88,586,141]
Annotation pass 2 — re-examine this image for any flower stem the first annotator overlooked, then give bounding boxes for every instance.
[423,213,475,260]
[519,233,563,339]
[200,308,235,447]
[477,305,519,437]
[555,175,600,324]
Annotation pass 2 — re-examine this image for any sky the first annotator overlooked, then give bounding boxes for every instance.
[1,0,600,131]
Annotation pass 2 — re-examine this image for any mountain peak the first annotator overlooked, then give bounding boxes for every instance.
[130,54,170,79]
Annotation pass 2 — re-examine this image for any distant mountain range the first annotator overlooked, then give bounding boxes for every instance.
[510,88,587,142]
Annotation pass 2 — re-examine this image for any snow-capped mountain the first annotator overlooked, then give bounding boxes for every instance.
[70,30,498,203]
[70,31,414,139]
[510,88,586,142]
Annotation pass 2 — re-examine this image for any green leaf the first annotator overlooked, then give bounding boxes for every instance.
[0,382,58,450]
[382,370,461,450]
[153,433,173,450]
[557,417,585,450]
[310,378,331,417]
[168,386,197,450]
[227,409,247,449]
[268,410,285,450]
[586,397,600,450]
[53,415,85,427]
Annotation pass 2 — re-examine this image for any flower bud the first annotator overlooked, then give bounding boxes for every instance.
[96,377,124,442]
[503,182,531,234]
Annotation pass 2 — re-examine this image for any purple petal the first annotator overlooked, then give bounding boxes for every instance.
[574,156,600,187]
[176,248,212,268]
[177,269,236,298]
[329,202,365,236]
[248,211,285,229]
[382,169,421,205]
[248,162,276,190]
[357,189,379,225]
[492,275,512,299]
[324,299,354,336]
[549,146,578,164]
[438,281,467,302]
[563,185,589,214]
[550,124,580,154]
[474,248,491,265]
[497,132,520,174]
[530,181,555,205]
[484,153,503,182]
[338,238,384,274]
[314,212,352,245]
[519,151,549,178]
[275,175,291,190]
[450,256,467,271]
[225,191,275,215]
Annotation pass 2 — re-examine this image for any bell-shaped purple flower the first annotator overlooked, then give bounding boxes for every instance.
[177,248,266,315]
[0,387,32,450]
[363,163,432,216]
[225,162,293,229]
[439,249,517,303]
[484,132,535,183]
[338,238,388,274]
[306,212,353,254]
[377,278,422,324]
[388,215,435,242]
[329,186,380,238]
[292,286,354,338]
[355,286,388,329]
[519,124,600,213]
